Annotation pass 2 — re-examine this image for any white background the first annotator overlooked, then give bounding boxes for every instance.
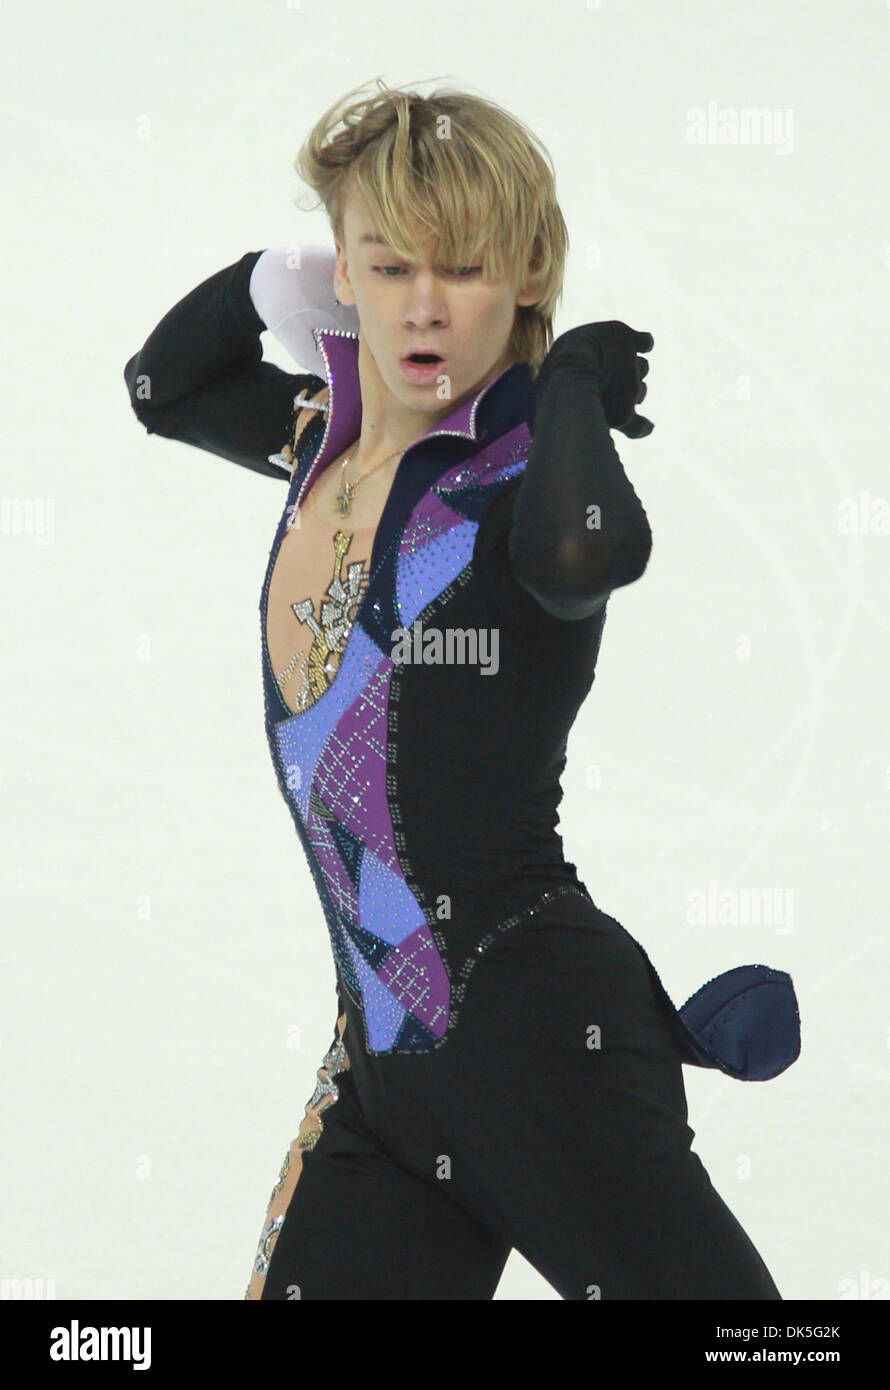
[2,0,888,1300]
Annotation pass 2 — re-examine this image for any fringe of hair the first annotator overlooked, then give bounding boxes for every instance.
[292,77,568,372]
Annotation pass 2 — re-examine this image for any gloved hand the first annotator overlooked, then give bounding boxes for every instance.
[534,321,654,439]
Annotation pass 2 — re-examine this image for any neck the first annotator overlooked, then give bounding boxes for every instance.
[350,335,512,469]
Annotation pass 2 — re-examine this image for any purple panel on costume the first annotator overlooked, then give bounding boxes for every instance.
[436,434,527,491]
[275,624,384,820]
[313,658,398,869]
[357,849,427,947]
[376,926,450,1037]
[397,494,465,555]
[398,492,467,558]
[351,950,406,1051]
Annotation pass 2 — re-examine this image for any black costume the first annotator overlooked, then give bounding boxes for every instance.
[124,250,799,1299]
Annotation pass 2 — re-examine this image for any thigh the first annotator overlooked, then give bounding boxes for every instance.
[246,1015,510,1301]
[430,911,783,1300]
[505,1080,783,1301]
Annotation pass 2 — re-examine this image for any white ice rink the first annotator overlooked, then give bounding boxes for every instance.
[1,0,887,1302]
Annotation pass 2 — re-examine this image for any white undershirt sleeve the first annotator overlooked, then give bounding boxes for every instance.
[248,244,360,376]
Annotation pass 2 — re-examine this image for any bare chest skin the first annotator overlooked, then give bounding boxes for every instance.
[265,396,400,715]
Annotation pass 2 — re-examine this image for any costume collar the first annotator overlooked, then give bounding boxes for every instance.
[293,327,535,510]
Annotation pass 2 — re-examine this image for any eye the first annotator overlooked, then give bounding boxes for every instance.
[372,264,482,279]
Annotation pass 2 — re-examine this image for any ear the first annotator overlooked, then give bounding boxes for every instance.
[332,238,357,308]
[515,273,545,309]
[515,242,546,308]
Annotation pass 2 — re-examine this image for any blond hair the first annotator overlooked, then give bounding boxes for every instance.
[293,77,568,372]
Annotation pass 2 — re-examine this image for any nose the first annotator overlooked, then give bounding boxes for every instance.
[400,268,448,330]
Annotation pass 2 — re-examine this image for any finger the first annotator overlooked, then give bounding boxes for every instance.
[633,330,654,352]
[636,381,648,403]
[619,413,654,439]
[637,357,650,380]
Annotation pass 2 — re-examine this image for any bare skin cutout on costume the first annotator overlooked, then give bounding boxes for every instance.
[265,387,401,716]
[244,1012,350,1299]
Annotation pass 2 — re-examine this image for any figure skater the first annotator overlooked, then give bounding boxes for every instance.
[124,78,799,1300]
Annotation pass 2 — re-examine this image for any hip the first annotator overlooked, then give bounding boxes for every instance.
[338,887,691,1147]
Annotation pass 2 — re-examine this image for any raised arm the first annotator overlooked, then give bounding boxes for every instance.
[123,249,334,480]
[509,322,655,620]
[248,244,360,377]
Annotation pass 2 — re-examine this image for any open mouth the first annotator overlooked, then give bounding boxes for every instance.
[399,352,447,384]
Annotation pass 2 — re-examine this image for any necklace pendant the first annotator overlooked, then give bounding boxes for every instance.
[335,481,354,516]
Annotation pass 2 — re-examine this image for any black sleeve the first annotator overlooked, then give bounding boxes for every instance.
[507,358,653,620]
[123,249,324,481]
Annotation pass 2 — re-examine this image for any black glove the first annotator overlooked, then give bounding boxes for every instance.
[534,321,654,439]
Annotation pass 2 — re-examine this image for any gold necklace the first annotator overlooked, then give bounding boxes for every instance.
[333,444,407,516]
[273,441,414,708]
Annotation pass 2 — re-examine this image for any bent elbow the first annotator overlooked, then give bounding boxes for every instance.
[510,519,653,621]
[616,517,653,585]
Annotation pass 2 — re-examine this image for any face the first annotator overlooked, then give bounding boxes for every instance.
[332,185,540,416]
